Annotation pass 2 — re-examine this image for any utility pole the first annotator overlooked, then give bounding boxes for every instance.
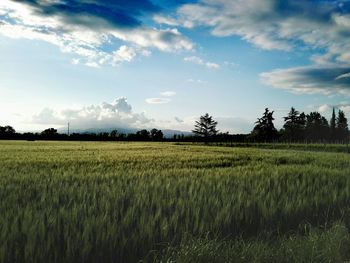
[68,122,70,136]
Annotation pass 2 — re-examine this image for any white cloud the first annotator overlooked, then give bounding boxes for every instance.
[145,91,176,104]
[85,61,100,68]
[141,49,152,57]
[145,98,171,104]
[110,27,193,52]
[335,72,350,80]
[205,62,220,69]
[112,45,137,64]
[160,91,176,97]
[71,58,80,65]
[0,0,194,67]
[153,15,180,26]
[318,104,332,113]
[224,61,238,67]
[177,0,292,51]
[31,97,254,133]
[340,105,350,113]
[184,56,220,69]
[184,56,203,64]
[187,78,207,84]
[174,0,350,95]
[316,103,350,114]
[33,97,152,129]
[175,0,350,58]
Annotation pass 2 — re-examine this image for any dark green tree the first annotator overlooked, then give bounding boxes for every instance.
[110,130,118,138]
[41,128,58,136]
[305,112,329,142]
[150,128,164,141]
[136,129,150,140]
[282,107,306,142]
[250,108,278,142]
[336,110,348,142]
[0,125,15,135]
[192,113,218,141]
[330,107,336,141]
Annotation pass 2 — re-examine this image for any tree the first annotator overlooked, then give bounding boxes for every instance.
[330,108,336,141]
[0,125,16,139]
[250,108,278,142]
[41,128,58,136]
[150,128,164,141]
[282,107,306,142]
[136,129,150,140]
[0,125,16,135]
[305,112,329,142]
[192,113,218,141]
[110,130,118,138]
[336,110,348,142]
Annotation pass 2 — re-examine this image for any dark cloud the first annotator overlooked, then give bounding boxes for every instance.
[176,0,350,54]
[0,0,193,66]
[261,66,350,95]
[12,0,160,28]
[167,0,350,96]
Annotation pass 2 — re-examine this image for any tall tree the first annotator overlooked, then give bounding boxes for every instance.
[282,107,305,142]
[250,108,278,142]
[336,110,348,142]
[192,113,218,141]
[330,107,336,141]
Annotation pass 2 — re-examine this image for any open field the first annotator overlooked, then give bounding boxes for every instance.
[1,141,350,262]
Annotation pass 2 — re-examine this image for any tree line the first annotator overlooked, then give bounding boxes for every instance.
[0,127,167,141]
[1,107,348,143]
[250,107,349,143]
[192,107,349,143]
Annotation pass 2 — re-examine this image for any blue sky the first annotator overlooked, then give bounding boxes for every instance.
[1,0,350,133]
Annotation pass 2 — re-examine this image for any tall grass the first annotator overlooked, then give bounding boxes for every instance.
[1,141,350,262]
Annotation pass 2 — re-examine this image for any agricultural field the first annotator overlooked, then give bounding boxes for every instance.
[1,141,350,262]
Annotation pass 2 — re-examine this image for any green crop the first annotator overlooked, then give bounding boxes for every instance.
[1,141,350,262]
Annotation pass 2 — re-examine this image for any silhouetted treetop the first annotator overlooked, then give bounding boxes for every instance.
[336,110,348,141]
[0,125,15,135]
[282,107,306,142]
[192,113,218,140]
[150,128,164,141]
[250,108,278,142]
[41,128,58,136]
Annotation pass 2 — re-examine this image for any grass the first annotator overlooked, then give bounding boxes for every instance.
[1,141,350,262]
[177,141,350,153]
[158,223,350,263]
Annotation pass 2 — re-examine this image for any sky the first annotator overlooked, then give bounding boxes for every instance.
[1,0,350,133]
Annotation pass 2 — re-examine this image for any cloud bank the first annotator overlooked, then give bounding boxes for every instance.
[156,0,350,95]
[32,97,254,133]
[33,97,152,129]
[317,103,350,114]
[260,66,350,95]
[0,0,193,67]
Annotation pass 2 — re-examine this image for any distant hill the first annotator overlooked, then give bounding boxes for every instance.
[58,127,192,138]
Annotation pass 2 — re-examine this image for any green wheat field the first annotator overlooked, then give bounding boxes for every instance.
[1,141,350,262]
